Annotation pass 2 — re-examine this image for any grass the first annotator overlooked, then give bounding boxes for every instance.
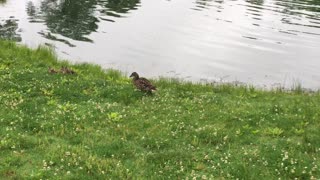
[0,40,319,179]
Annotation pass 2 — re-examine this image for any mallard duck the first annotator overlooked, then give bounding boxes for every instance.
[129,72,156,93]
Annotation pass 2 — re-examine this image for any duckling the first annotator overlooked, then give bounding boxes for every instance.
[60,66,76,74]
[129,72,156,93]
[48,67,58,74]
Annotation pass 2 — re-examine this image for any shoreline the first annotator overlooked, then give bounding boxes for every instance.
[10,40,320,93]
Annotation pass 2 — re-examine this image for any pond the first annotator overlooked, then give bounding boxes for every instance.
[1,0,320,89]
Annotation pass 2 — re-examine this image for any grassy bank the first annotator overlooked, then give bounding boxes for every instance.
[0,40,319,179]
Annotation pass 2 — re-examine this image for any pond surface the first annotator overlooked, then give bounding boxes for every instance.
[1,0,320,89]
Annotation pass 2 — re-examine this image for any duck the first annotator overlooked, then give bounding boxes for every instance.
[129,72,156,93]
[48,67,58,74]
[60,66,76,74]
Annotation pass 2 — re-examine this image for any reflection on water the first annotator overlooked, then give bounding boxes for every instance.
[0,0,320,89]
[99,0,141,14]
[194,0,215,10]
[193,0,224,12]
[27,0,99,42]
[25,0,141,43]
[0,19,21,41]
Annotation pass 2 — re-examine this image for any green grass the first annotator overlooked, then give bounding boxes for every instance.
[0,40,319,179]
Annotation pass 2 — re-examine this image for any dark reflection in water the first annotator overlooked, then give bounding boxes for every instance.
[99,0,141,14]
[25,0,141,44]
[193,0,224,11]
[194,0,320,23]
[97,0,141,22]
[246,0,264,6]
[194,0,214,10]
[0,19,21,41]
[245,0,320,22]
[274,0,320,28]
[275,0,320,14]
[27,0,99,42]
[245,0,264,21]
[26,2,35,16]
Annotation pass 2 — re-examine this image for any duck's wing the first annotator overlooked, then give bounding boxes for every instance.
[137,78,156,90]
[139,77,151,84]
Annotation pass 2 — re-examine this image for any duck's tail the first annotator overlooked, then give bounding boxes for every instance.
[151,86,157,92]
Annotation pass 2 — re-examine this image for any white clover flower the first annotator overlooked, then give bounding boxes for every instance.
[201,175,207,179]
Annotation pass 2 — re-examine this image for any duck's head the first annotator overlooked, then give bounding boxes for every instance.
[129,72,139,79]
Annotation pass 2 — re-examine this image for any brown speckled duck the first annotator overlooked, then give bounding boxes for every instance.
[130,72,156,93]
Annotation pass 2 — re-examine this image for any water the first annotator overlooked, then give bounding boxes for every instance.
[1,0,320,89]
